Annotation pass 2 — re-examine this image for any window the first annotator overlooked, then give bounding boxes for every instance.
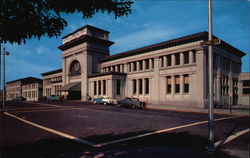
[175,75,180,93]
[166,76,171,94]
[184,74,189,93]
[139,60,143,70]
[175,53,180,65]
[145,59,150,69]
[184,52,189,64]
[139,79,143,94]
[128,63,131,72]
[133,62,137,71]
[161,56,164,67]
[98,81,101,95]
[103,80,106,95]
[167,55,171,66]
[94,81,97,95]
[145,78,149,94]
[116,80,121,95]
[151,58,154,68]
[193,51,196,63]
[243,80,250,87]
[133,79,137,94]
[69,60,81,76]
[242,80,250,94]
[117,65,120,72]
[243,88,250,94]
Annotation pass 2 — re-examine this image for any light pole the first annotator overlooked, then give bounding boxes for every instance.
[208,0,215,152]
[2,48,9,107]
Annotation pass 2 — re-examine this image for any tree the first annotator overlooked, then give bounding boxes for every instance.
[1,0,133,44]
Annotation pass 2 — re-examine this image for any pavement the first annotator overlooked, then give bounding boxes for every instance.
[147,104,250,116]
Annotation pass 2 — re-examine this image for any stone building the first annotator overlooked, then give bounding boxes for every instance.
[41,69,63,97]
[238,72,250,106]
[41,25,245,108]
[6,77,42,101]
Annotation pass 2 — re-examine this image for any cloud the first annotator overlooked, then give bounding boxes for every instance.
[36,45,52,54]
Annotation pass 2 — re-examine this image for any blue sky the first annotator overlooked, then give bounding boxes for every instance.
[3,0,250,82]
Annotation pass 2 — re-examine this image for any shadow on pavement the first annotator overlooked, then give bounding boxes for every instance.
[0,131,243,158]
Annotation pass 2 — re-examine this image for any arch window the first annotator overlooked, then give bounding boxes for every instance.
[70,60,81,76]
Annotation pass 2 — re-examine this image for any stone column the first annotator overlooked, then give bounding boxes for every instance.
[163,56,167,68]
[120,65,123,72]
[136,79,139,97]
[101,81,104,96]
[171,75,175,96]
[110,66,114,72]
[131,62,134,72]
[124,64,128,73]
[171,54,175,66]
[96,80,99,96]
[180,52,184,65]
[137,61,140,72]
[189,50,193,64]
[143,60,146,71]
[149,59,152,70]
[115,65,118,72]
[180,75,184,94]
[142,78,145,96]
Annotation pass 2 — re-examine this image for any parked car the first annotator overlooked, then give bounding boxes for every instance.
[92,97,105,104]
[47,95,63,101]
[117,98,146,109]
[38,96,48,102]
[102,97,118,105]
[12,96,26,101]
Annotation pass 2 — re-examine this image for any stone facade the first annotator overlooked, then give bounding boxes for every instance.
[6,77,42,101]
[238,72,250,106]
[43,25,245,108]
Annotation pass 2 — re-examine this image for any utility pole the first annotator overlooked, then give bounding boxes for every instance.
[208,0,215,152]
[2,48,9,107]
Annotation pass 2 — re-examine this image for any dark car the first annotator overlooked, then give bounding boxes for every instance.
[38,96,48,102]
[117,98,146,109]
[12,96,26,101]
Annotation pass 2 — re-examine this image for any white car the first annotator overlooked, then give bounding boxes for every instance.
[102,97,117,105]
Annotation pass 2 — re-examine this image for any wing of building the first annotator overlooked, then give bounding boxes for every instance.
[7,25,247,108]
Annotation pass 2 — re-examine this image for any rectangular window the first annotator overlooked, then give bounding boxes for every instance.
[133,62,137,71]
[167,55,171,66]
[145,78,149,94]
[94,81,97,95]
[151,58,154,69]
[116,80,121,95]
[175,75,180,93]
[139,79,143,94]
[145,59,150,69]
[103,80,106,95]
[139,60,143,70]
[184,74,189,93]
[98,81,101,95]
[117,65,120,72]
[175,53,180,65]
[193,51,196,63]
[161,56,164,67]
[133,79,137,94]
[166,76,171,94]
[243,80,250,87]
[128,63,131,72]
[243,88,250,94]
[184,52,189,64]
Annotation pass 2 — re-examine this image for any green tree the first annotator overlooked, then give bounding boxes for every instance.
[1,0,133,44]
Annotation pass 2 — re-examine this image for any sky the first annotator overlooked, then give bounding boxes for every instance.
[2,0,250,82]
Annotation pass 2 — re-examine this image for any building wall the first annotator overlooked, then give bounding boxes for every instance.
[238,72,250,106]
[22,82,42,101]
[43,72,63,97]
[6,81,22,101]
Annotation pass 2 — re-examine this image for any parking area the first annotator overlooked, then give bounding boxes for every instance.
[0,101,249,158]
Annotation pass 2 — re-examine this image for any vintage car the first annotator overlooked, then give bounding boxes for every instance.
[102,97,118,105]
[12,96,26,101]
[92,97,105,104]
[47,95,63,101]
[117,97,146,109]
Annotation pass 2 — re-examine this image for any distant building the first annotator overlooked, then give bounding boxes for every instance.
[40,25,246,108]
[238,72,250,106]
[41,69,63,97]
[6,77,42,101]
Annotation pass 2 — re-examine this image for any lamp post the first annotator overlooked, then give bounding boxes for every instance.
[2,48,9,107]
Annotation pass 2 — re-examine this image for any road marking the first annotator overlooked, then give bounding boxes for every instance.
[215,128,250,148]
[4,112,95,147]
[93,116,242,147]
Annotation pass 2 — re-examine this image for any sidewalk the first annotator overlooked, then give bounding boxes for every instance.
[147,104,250,116]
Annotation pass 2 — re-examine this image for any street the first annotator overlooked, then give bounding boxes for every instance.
[0,101,249,158]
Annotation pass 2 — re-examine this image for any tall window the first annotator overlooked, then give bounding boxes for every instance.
[184,74,189,93]
[139,79,143,94]
[70,60,81,76]
[175,75,180,93]
[193,51,196,63]
[166,76,171,94]
[139,60,143,70]
[145,78,149,94]
[151,58,154,69]
[116,80,121,95]
[175,53,180,65]
[133,62,137,71]
[167,55,171,66]
[184,52,189,64]
[117,65,120,72]
[128,63,131,72]
[242,80,250,94]
[161,56,164,67]
[145,59,150,69]
[133,79,137,94]
[103,80,106,95]
[98,81,101,95]
[94,81,97,95]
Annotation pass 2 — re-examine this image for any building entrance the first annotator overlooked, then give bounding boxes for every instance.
[68,91,81,100]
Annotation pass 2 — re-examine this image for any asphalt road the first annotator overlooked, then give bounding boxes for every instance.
[0,101,249,158]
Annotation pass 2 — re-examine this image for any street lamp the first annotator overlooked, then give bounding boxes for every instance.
[2,48,10,107]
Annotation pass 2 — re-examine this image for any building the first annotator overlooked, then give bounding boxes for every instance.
[42,25,245,108]
[41,69,63,97]
[6,77,43,101]
[238,72,250,106]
